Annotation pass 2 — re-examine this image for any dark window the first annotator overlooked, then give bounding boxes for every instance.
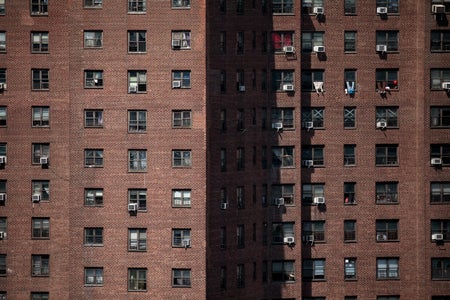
[84,227,103,245]
[376,220,399,241]
[376,144,398,165]
[376,258,399,279]
[376,182,398,204]
[271,260,295,282]
[431,144,450,165]
[128,31,146,53]
[302,259,325,281]
[344,220,356,242]
[32,69,49,90]
[32,218,50,239]
[431,182,450,203]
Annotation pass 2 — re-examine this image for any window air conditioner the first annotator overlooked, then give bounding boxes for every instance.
[302,235,314,242]
[272,122,283,131]
[0,232,4,239]
[129,85,137,93]
[376,234,387,241]
[0,193,6,201]
[305,122,314,129]
[442,82,450,90]
[220,202,228,210]
[40,156,48,165]
[376,44,387,52]
[0,83,4,90]
[313,196,325,204]
[283,46,295,54]
[128,203,138,212]
[172,80,182,88]
[32,194,41,203]
[282,84,294,91]
[432,4,445,14]
[172,39,181,48]
[0,156,6,164]
[283,236,295,244]
[274,197,285,206]
[313,6,324,14]
[182,239,191,247]
[376,121,387,129]
[432,233,444,241]
[431,158,442,166]
[239,85,246,92]
[313,45,325,53]
[303,160,314,167]
[376,7,388,14]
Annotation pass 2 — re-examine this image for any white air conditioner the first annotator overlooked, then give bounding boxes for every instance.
[220,202,228,210]
[40,156,48,165]
[239,85,246,92]
[283,236,295,244]
[432,4,445,14]
[129,85,137,93]
[376,121,387,129]
[313,45,325,53]
[32,194,41,203]
[303,235,314,242]
[305,122,314,129]
[377,234,387,241]
[0,156,6,164]
[313,6,324,14]
[128,203,138,212]
[274,198,285,206]
[377,7,388,14]
[431,158,442,166]
[0,193,6,201]
[182,239,191,247]
[442,82,450,90]
[283,84,294,91]
[0,232,4,239]
[432,233,444,241]
[313,196,325,204]
[172,80,182,88]
[0,83,4,90]
[303,160,314,167]
[172,39,181,48]
[376,44,387,52]
[283,46,295,53]
[272,122,283,130]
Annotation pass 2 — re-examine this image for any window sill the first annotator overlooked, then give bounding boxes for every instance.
[344,51,357,54]
[84,244,104,247]
[127,12,147,14]
[272,13,295,16]
[84,284,104,287]
[85,165,103,168]
[345,278,357,281]
[344,240,357,243]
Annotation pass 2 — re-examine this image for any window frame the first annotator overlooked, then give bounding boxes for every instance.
[431,144,450,165]
[32,69,49,91]
[302,259,326,281]
[32,218,50,239]
[128,110,147,132]
[302,107,324,129]
[376,0,399,14]
[272,146,294,168]
[302,69,324,92]
[376,257,399,279]
[84,109,103,128]
[128,150,147,172]
[271,260,295,282]
[344,220,356,242]
[172,150,192,167]
[431,69,450,90]
[128,70,147,93]
[128,268,147,291]
[31,254,50,276]
[128,228,147,251]
[301,31,324,53]
[84,227,103,246]
[84,30,103,48]
[271,184,294,206]
[344,182,356,205]
[302,183,324,205]
[344,107,356,128]
[84,149,104,167]
[31,0,48,15]
[32,143,49,165]
[128,30,147,53]
[375,144,399,166]
[128,189,147,211]
[84,267,104,286]
[172,268,191,287]
[376,220,399,242]
[271,222,295,244]
[31,32,49,53]
[431,258,450,280]
[172,70,191,89]
[128,0,146,13]
[84,0,103,8]
[302,145,324,167]
[172,110,192,128]
[272,108,294,130]
[376,107,399,128]
[344,258,357,280]
[272,70,294,92]
[271,31,294,52]
[376,182,399,204]
[431,30,450,52]
[32,106,50,127]
[0,106,6,127]
[32,180,50,201]
[0,31,5,52]
[85,188,103,206]
[84,70,103,88]
[172,31,191,50]
[172,229,191,248]
[172,0,190,9]
[431,220,450,241]
[172,189,191,207]
[431,182,450,203]
[376,31,399,52]
[31,293,49,300]
[302,221,325,242]
[344,31,357,52]
[344,0,356,14]
[431,106,450,128]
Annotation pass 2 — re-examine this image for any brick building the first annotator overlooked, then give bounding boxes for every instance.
[0,0,449,299]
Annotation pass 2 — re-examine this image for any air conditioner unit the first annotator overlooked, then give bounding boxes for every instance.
[32,194,41,203]
[283,46,295,53]
[313,6,324,14]
[283,236,295,244]
[377,7,388,14]
[239,85,246,92]
[432,4,445,14]
[0,232,4,239]
[432,233,444,241]
[431,158,442,166]
[172,80,182,88]
[313,45,325,53]
[376,44,387,52]
[182,239,191,247]
[305,122,314,129]
[282,84,294,91]
[40,156,48,165]
[0,156,6,164]
[272,122,283,131]
[313,196,325,204]
[0,83,4,90]
[376,121,387,129]
[172,39,181,48]
[0,193,6,201]
[376,234,387,241]
[274,198,285,206]
[303,160,314,167]
[128,203,138,212]
[129,85,137,93]
[220,202,228,210]
[442,82,450,90]
[303,235,314,242]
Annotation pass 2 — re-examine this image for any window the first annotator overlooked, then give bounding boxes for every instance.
[220,266,227,289]
[128,268,147,291]
[171,110,192,128]
[302,0,324,14]
[302,259,325,281]
[32,218,49,239]
[302,145,324,167]
[172,150,191,167]
[271,31,294,52]
[272,146,294,168]
[128,0,146,12]
[431,69,450,90]
[85,267,103,285]
[84,0,102,8]
[0,255,5,276]
[128,150,147,172]
[236,0,244,13]
[220,109,227,132]
[172,70,191,88]
[172,189,191,207]
[302,70,324,92]
[31,0,48,15]
[272,108,294,130]
[32,255,49,276]
[376,220,398,241]
[128,110,146,132]
[173,269,191,287]
[344,0,356,14]
[219,31,226,54]
[345,258,357,280]
[84,70,103,88]
[0,144,6,158]
[302,32,324,53]
[0,0,4,15]
[431,182,450,203]
[236,32,244,54]
[236,69,245,91]
[128,189,147,211]
[431,297,450,300]
[431,31,450,52]
[272,0,294,14]
[220,226,226,249]
[302,107,324,129]
[376,144,398,165]
[0,219,5,237]
[344,31,356,52]
[376,107,399,128]
[376,69,398,92]
[31,32,48,53]
[172,31,191,49]
[303,221,325,242]
[128,71,147,93]
[85,188,103,206]
[237,225,245,248]
[344,144,356,166]
[344,182,356,204]
[236,186,245,208]
[32,180,50,201]
[376,31,399,52]
[172,229,191,248]
[129,228,147,251]
[32,143,49,164]
[84,110,103,128]
[272,184,294,206]
[236,147,245,170]
[345,297,357,300]
[377,296,399,300]
[31,293,49,300]
[32,69,49,90]
[128,31,146,53]
[431,144,450,165]
[172,0,190,8]
[0,181,5,205]
[84,227,103,245]
[272,260,295,282]
[432,258,450,280]
[344,107,356,128]
[0,32,5,52]
[376,0,399,13]
[344,69,357,94]
[0,292,5,300]
[376,182,398,204]
[0,69,5,86]
[236,109,244,131]
[302,184,324,205]
[220,69,226,92]
[272,70,294,92]
[84,149,103,167]
[220,148,227,171]
[431,220,450,241]
[32,107,50,127]
[431,107,450,128]
[84,31,102,48]
[377,258,399,279]
[0,107,6,127]
[271,222,294,244]
[344,220,356,242]
[237,264,245,288]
